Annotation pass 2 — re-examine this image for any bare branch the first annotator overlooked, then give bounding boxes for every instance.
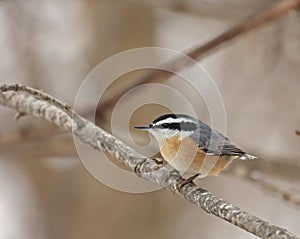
[2,116,300,206]
[0,84,74,116]
[249,173,300,207]
[96,0,300,115]
[227,164,300,207]
[0,84,298,239]
[228,158,300,182]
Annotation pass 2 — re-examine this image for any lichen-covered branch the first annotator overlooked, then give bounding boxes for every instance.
[0,84,298,239]
[2,124,300,208]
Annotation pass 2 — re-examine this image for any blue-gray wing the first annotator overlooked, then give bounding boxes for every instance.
[189,121,245,157]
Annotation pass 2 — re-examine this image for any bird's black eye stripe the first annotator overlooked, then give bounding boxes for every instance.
[157,122,198,131]
[156,123,172,129]
[166,123,180,129]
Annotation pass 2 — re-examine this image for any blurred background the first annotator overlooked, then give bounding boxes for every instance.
[0,0,300,238]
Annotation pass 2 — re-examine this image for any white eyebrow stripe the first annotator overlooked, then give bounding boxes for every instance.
[153,117,197,125]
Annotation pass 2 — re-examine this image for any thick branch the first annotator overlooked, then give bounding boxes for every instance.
[2,124,300,208]
[0,84,298,239]
[2,124,300,207]
[97,0,300,114]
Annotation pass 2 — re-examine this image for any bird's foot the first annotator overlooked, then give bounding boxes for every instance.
[176,173,200,191]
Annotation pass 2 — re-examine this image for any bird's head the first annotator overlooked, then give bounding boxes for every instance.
[134,114,199,141]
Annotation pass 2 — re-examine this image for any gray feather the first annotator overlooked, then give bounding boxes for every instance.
[189,120,247,157]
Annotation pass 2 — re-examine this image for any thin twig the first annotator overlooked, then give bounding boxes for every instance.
[0,84,298,239]
[249,172,300,207]
[227,165,300,207]
[96,0,300,115]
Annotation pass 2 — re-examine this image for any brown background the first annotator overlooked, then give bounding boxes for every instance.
[0,1,299,238]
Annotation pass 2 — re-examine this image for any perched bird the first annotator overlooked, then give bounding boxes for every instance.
[135,113,256,184]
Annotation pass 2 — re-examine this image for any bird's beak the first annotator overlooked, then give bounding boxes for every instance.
[134,125,151,130]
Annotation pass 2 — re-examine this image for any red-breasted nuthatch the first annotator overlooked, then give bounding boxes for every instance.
[135,114,256,183]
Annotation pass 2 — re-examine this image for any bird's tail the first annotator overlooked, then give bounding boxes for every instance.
[240,154,257,160]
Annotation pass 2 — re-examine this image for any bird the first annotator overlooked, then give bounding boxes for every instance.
[134,113,256,185]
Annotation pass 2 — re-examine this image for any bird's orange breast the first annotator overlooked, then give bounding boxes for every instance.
[159,134,233,177]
